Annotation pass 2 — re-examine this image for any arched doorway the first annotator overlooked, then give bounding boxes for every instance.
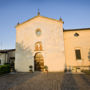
[34,52,44,71]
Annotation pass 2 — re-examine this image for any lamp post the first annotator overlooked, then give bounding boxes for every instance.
[88,49,90,71]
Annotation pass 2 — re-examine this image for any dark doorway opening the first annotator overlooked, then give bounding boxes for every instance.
[34,52,44,71]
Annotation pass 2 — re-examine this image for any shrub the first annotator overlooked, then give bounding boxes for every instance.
[44,65,48,71]
[82,70,90,75]
[0,64,10,75]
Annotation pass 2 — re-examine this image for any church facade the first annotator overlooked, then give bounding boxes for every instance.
[15,14,90,72]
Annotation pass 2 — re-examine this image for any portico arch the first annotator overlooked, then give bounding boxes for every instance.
[34,52,44,71]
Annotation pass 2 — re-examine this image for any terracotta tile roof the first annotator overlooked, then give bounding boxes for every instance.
[0,49,15,53]
[64,28,90,31]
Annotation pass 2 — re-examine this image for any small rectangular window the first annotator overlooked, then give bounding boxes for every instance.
[75,49,81,60]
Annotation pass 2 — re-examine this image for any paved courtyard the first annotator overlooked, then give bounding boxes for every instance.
[0,72,90,90]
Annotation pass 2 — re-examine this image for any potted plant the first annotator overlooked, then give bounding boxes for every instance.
[29,65,33,72]
[44,65,48,72]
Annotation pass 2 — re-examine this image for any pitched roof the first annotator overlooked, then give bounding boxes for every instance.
[64,28,90,32]
[16,15,63,27]
[0,49,15,53]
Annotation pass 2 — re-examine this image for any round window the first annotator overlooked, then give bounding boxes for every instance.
[36,29,41,36]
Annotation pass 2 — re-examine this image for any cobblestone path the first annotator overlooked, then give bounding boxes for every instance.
[0,72,90,90]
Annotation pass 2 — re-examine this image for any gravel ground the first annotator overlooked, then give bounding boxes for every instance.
[0,72,90,90]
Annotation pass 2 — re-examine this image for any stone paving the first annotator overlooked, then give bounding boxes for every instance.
[0,72,90,90]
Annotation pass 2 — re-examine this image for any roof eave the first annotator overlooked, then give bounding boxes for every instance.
[15,15,61,28]
[64,28,90,32]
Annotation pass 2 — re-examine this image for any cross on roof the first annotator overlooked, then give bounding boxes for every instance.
[37,8,40,16]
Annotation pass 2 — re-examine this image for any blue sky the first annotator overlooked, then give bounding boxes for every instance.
[0,0,90,49]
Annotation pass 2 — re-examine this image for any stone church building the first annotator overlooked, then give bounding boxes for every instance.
[15,13,90,72]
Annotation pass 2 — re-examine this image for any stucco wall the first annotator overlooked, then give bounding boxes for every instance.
[0,53,7,65]
[15,16,65,72]
[64,29,90,69]
[0,50,15,65]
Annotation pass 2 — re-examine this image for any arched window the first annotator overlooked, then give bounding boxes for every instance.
[36,29,41,36]
[35,42,43,51]
[74,33,79,37]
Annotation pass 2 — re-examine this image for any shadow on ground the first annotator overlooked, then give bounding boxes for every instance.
[0,72,90,90]
[0,72,40,90]
[61,72,79,90]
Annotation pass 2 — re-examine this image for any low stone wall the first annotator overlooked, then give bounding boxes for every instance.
[65,66,90,72]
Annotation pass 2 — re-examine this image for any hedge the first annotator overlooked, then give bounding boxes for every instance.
[82,70,90,75]
[0,64,10,75]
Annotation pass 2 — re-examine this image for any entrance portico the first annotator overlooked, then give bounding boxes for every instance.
[34,52,44,71]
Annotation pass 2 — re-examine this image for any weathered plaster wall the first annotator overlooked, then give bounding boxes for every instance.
[15,16,65,72]
[64,29,90,68]
[0,53,7,65]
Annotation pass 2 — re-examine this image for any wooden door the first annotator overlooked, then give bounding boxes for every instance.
[34,53,44,71]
